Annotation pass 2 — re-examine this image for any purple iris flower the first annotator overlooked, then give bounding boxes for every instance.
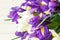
[21,0,60,15]
[29,15,50,28]
[42,0,50,4]
[48,0,60,16]
[26,0,42,3]
[29,16,42,27]
[8,0,60,40]
[58,10,60,15]
[29,26,52,40]
[21,0,50,14]
[54,3,60,15]
[15,31,28,40]
[48,1,59,12]
[8,7,26,24]
[8,0,60,24]
[15,26,52,40]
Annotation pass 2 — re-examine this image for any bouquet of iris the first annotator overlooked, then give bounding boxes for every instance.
[6,0,60,40]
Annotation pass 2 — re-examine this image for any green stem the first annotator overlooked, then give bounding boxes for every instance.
[5,19,12,21]
[12,37,20,40]
[37,15,50,28]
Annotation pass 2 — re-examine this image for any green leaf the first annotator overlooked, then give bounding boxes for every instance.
[48,13,60,33]
[51,14,60,24]
[48,22,59,29]
[55,26,60,33]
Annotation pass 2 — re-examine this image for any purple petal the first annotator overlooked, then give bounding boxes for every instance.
[29,16,42,27]
[15,31,28,38]
[40,5,49,12]
[12,13,19,24]
[36,29,44,39]
[49,1,58,8]
[15,31,24,37]
[18,8,26,12]
[58,10,60,15]
[42,0,50,4]
[30,8,36,13]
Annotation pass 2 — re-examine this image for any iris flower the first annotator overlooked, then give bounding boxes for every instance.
[15,26,52,40]
[8,0,60,40]
[29,26,52,40]
[8,0,60,23]
[8,7,26,24]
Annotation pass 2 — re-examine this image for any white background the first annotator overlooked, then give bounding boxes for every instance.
[0,0,25,40]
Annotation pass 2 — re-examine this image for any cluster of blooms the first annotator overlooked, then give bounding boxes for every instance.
[8,0,60,40]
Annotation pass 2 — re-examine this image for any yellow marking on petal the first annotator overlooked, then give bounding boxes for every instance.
[27,6,31,10]
[41,27,44,36]
[40,1,47,5]
[44,11,50,15]
[39,13,43,18]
